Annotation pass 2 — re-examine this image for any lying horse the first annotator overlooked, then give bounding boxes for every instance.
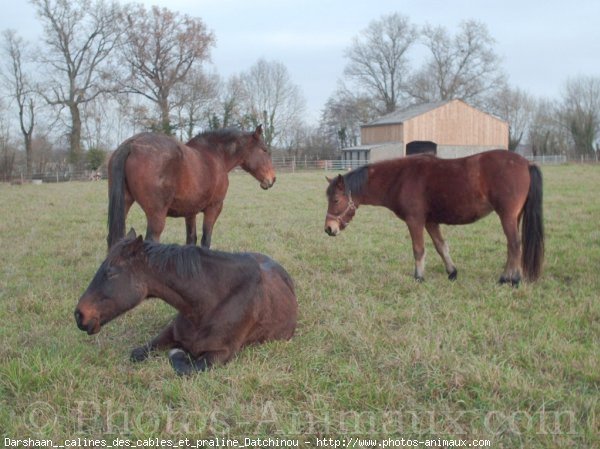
[75,230,297,375]
[324,150,544,285]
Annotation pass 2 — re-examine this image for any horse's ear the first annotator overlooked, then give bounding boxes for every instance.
[254,124,263,138]
[122,235,144,258]
[325,176,333,183]
[126,228,137,239]
[335,174,345,190]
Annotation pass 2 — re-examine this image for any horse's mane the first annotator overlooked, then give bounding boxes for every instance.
[345,166,369,196]
[186,128,247,154]
[327,165,369,197]
[144,241,205,279]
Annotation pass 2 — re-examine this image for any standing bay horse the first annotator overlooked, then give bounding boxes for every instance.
[107,125,275,249]
[75,230,298,375]
[324,150,544,285]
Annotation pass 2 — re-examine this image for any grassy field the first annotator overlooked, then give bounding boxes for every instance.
[0,165,598,448]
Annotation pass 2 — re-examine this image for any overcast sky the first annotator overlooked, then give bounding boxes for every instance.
[2,0,599,124]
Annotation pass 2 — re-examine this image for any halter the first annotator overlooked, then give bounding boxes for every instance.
[326,191,356,228]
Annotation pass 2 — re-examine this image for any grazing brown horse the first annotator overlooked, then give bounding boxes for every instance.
[75,230,297,375]
[324,150,544,285]
[107,125,276,249]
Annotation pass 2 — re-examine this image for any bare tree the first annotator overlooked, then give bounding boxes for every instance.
[344,13,418,114]
[558,75,600,156]
[118,4,215,135]
[1,30,36,177]
[321,84,379,150]
[491,85,535,150]
[172,68,219,140]
[208,75,249,130]
[529,98,568,157]
[409,20,506,107]
[240,59,305,148]
[31,0,122,166]
[0,111,16,181]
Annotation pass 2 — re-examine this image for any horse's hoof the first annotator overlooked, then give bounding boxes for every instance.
[192,357,210,372]
[498,276,520,287]
[169,349,193,376]
[130,346,150,363]
[448,269,458,281]
[414,276,425,283]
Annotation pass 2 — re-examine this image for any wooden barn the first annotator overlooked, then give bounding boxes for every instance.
[342,99,508,165]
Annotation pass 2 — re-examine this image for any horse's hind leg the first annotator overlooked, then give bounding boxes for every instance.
[426,222,457,280]
[144,211,167,242]
[499,213,522,286]
[406,220,426,282]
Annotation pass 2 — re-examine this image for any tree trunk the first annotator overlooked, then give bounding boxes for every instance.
[159,94,171,135]
[69,103,83,166]
[25,136,33,178]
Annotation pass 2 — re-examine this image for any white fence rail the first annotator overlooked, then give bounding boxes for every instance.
[525,155,567,164]
[6,153,599,184]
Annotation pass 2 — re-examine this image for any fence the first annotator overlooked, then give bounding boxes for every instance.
[4,153,599,185]
[525,155,567,164]
[271,157,370,172]
[6,169,104,184]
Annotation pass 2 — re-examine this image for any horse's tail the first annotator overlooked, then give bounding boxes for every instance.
[107,141,132,249]
[521,164,544,281]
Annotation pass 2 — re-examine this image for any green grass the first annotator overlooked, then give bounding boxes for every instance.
[0,165,599,447]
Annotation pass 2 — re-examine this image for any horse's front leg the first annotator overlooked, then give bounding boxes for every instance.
[406,219,426,282]
[185,215,197,245]
[200,201,224,248]
[426,222,458,280]
[168,349,211,376]
[130,319,177,362]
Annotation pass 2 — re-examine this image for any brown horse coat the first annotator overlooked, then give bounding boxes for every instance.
[75,231,297,375]
[107,126,275,249]
[325,150,544,285]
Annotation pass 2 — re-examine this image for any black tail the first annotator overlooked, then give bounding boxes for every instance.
[107,142,132,249]
[521,164,544,281]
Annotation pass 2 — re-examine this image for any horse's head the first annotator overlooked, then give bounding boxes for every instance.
[240,125,276,190]
[75,230,148,335]
[325,174,356,236]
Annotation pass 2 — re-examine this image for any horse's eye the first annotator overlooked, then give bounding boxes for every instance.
[106,267,119,279]
[333,198,339,204]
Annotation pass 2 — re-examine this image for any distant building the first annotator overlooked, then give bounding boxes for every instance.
[342,99,509,165]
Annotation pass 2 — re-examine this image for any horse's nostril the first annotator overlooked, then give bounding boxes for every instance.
[74,309,84,329]
[325,226,332,235]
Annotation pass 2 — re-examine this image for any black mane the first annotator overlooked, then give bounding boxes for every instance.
[186,128,247,154]
[344,165,369,196]
[144,241,206,279]
[327,165,369,197]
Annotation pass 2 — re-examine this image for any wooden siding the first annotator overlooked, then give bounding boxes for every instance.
[403,101,508,148]
[361,123,403,145]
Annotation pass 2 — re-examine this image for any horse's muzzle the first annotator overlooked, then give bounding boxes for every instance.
[74,308,100,335]
[261,177,276,190]
[325,225,339,236]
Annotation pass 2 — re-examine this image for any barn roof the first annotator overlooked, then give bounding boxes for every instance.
[363,101,451,127]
